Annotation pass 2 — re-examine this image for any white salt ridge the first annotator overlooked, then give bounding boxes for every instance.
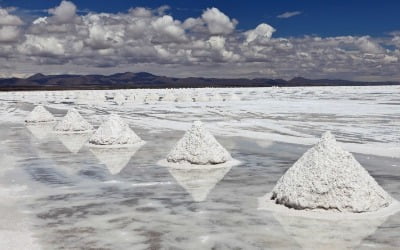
[270,131,394,213]
[89,114,143,147]
[166,121,232,165]
[54,108,93,133]
[25,105,55,123]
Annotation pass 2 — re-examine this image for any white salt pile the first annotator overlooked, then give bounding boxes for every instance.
[114,93,126,105]
[227,93,241,101]
[54,108,93,133]
[176,94,193,102]
[267,131,395,214]
[144,93,159,103]
[194,94,209,102]
[88,114,144,147]
[162,92,176,102]
[164,121,235,165]
[25,105,55,123]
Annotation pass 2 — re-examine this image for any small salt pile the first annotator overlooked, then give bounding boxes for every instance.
[194,94,209,102]
[54,108,93,133]
[166,121,232,165]
[114,93,126,105]
[270,131,393,213]
[227,93,241,101]
[144,93,159,103]
[88,114,143,147]
[162,92,176,102]
[25,105,55,123]
[176,94,193,102]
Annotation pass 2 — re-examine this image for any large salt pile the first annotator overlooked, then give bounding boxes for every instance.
[54,108,93,133]
[88,114,144,147]
[161,121,237,166]
[267,131,395,214]
[25,105,55,123]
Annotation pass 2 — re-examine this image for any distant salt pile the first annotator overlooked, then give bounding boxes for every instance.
[54,108,93,133]
[194,94,209,102]
[88,114,143,147]
[144,93,159,103]
[114,93,126,105]
[25,105,55,123]
[227,93,241,101]
[211,93,224,102]
[176,94,193,103]
[162,92,176,102]
[166,121,233,165]
[270,132,393,213]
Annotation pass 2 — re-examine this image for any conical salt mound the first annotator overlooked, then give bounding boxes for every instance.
[25,105,55,123]
[54,108,93,133]
[88,114,143,147]
[271,131,393,213]
[167,121,232,165]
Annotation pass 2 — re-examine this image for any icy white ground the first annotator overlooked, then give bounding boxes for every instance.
[0,86,399,249]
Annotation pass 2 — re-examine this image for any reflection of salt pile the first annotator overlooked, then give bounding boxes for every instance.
[90,145,142,174]
[88,114,144,147]
[54,108,93,133]
[58,132,92,154]
[26,122,55,140]
[168,165,232,202]
[272,212,387,250]
[25,105,55,123]
[161,121,239,167]
[269,132,393,213]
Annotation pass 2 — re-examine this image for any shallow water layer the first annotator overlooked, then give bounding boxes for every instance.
[1,122,399,250]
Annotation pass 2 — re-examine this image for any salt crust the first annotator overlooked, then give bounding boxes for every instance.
[88,114,144,147]
[258,193,400,220]
[25,105,55,123]
[158,158,240,169]
[53,108,93,133]
[166,121,233,165]
[262,131,398,217]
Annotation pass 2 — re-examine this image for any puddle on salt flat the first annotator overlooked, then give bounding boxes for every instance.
[1,123,400,250]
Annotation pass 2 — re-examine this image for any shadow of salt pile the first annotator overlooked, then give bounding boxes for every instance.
[26,122,55,141]
[167,165,232,202]
[89,145,143,175]
[57,132,93,154]
[272,213,387,250]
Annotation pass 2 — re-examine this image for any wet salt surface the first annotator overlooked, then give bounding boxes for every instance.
[1,122,400,249]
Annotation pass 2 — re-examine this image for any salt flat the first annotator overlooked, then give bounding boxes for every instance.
[0,86,399,249]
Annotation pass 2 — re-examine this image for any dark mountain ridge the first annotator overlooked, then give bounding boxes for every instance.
[0,72,398,91]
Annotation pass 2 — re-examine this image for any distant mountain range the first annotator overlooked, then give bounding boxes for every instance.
[0,72,399,91]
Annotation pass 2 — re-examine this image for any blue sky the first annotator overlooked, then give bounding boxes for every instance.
[0,0,399,80]
[2,0,400,37]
